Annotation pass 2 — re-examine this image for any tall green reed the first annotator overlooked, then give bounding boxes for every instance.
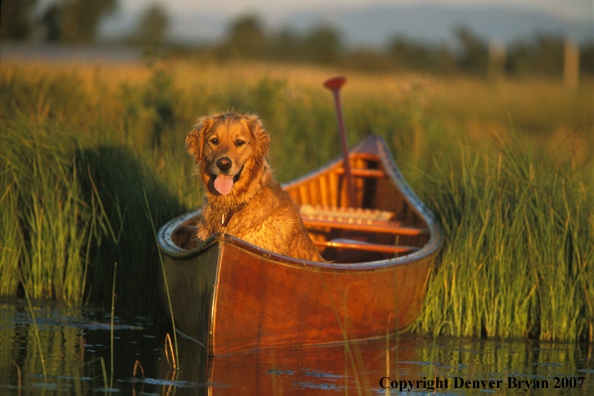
[144,189,179,368]
[1,124,89,301]
[410,131,593,342]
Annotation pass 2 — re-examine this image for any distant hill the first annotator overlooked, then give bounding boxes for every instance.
[104,3,593,48]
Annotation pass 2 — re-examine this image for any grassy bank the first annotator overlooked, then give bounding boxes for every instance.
[1,60,592,341]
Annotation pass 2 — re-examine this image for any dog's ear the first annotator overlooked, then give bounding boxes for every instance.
[185,116,215,163]
[244,115,270,162]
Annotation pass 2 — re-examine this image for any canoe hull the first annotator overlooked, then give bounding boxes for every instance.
[160,233,432,356]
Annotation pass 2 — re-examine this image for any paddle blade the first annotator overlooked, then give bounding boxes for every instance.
[323,76,347,91]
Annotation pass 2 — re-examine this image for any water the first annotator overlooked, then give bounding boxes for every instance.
[1,298,592,395]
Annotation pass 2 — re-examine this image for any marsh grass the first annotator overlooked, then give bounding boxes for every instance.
[1,60,592,341]
[410,132,594,342]
[1,68,189,311]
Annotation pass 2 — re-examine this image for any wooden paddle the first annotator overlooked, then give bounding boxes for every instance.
[324,76,356,207]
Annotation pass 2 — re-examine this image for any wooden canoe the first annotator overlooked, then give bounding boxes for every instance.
[157,135,442,356]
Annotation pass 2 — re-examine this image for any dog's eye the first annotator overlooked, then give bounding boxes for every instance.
[235,140,246,146]
[210,138,219,145]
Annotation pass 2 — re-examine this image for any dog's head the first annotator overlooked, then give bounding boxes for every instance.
[186,113,270,197]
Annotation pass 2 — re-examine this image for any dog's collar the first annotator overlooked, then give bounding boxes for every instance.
[220,199,248,228]
[221,211,232,227]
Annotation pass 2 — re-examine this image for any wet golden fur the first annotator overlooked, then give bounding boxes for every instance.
[185,112,324,262]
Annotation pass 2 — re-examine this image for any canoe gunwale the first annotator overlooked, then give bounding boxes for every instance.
[157,135,443,270]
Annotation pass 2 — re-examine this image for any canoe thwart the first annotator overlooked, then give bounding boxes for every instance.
[335,168,386,179]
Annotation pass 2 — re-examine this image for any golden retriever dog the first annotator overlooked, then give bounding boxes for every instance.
[185,112,324,262]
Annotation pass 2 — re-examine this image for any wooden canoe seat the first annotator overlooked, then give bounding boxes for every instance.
[300,205,429,236]
[335,168,386,179]
[313,238,419,254]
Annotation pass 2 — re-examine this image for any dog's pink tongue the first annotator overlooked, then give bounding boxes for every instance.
[214,175,234,195]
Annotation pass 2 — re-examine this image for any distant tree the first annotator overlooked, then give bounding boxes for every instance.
[302,24,342,64]
[134,4,169,46]
[1,0,37,40]
[455,26,488,75]
[60,0,117,43]
[388,36,443,72]
[507,35,566,78]
[533,34,564,76]
[345,48,393,72]
[269,28,301,61]
[223,15,267,58]
[41,4,62,42]
[385,36,458,74]
[505,40,533,76]
[580,43,594,76]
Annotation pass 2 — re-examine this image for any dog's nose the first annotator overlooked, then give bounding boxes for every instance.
[216,157,232,171]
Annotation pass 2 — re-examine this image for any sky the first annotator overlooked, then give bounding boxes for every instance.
[123,0,592,22]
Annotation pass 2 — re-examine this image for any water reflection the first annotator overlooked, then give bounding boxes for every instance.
[1,298,592,395]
